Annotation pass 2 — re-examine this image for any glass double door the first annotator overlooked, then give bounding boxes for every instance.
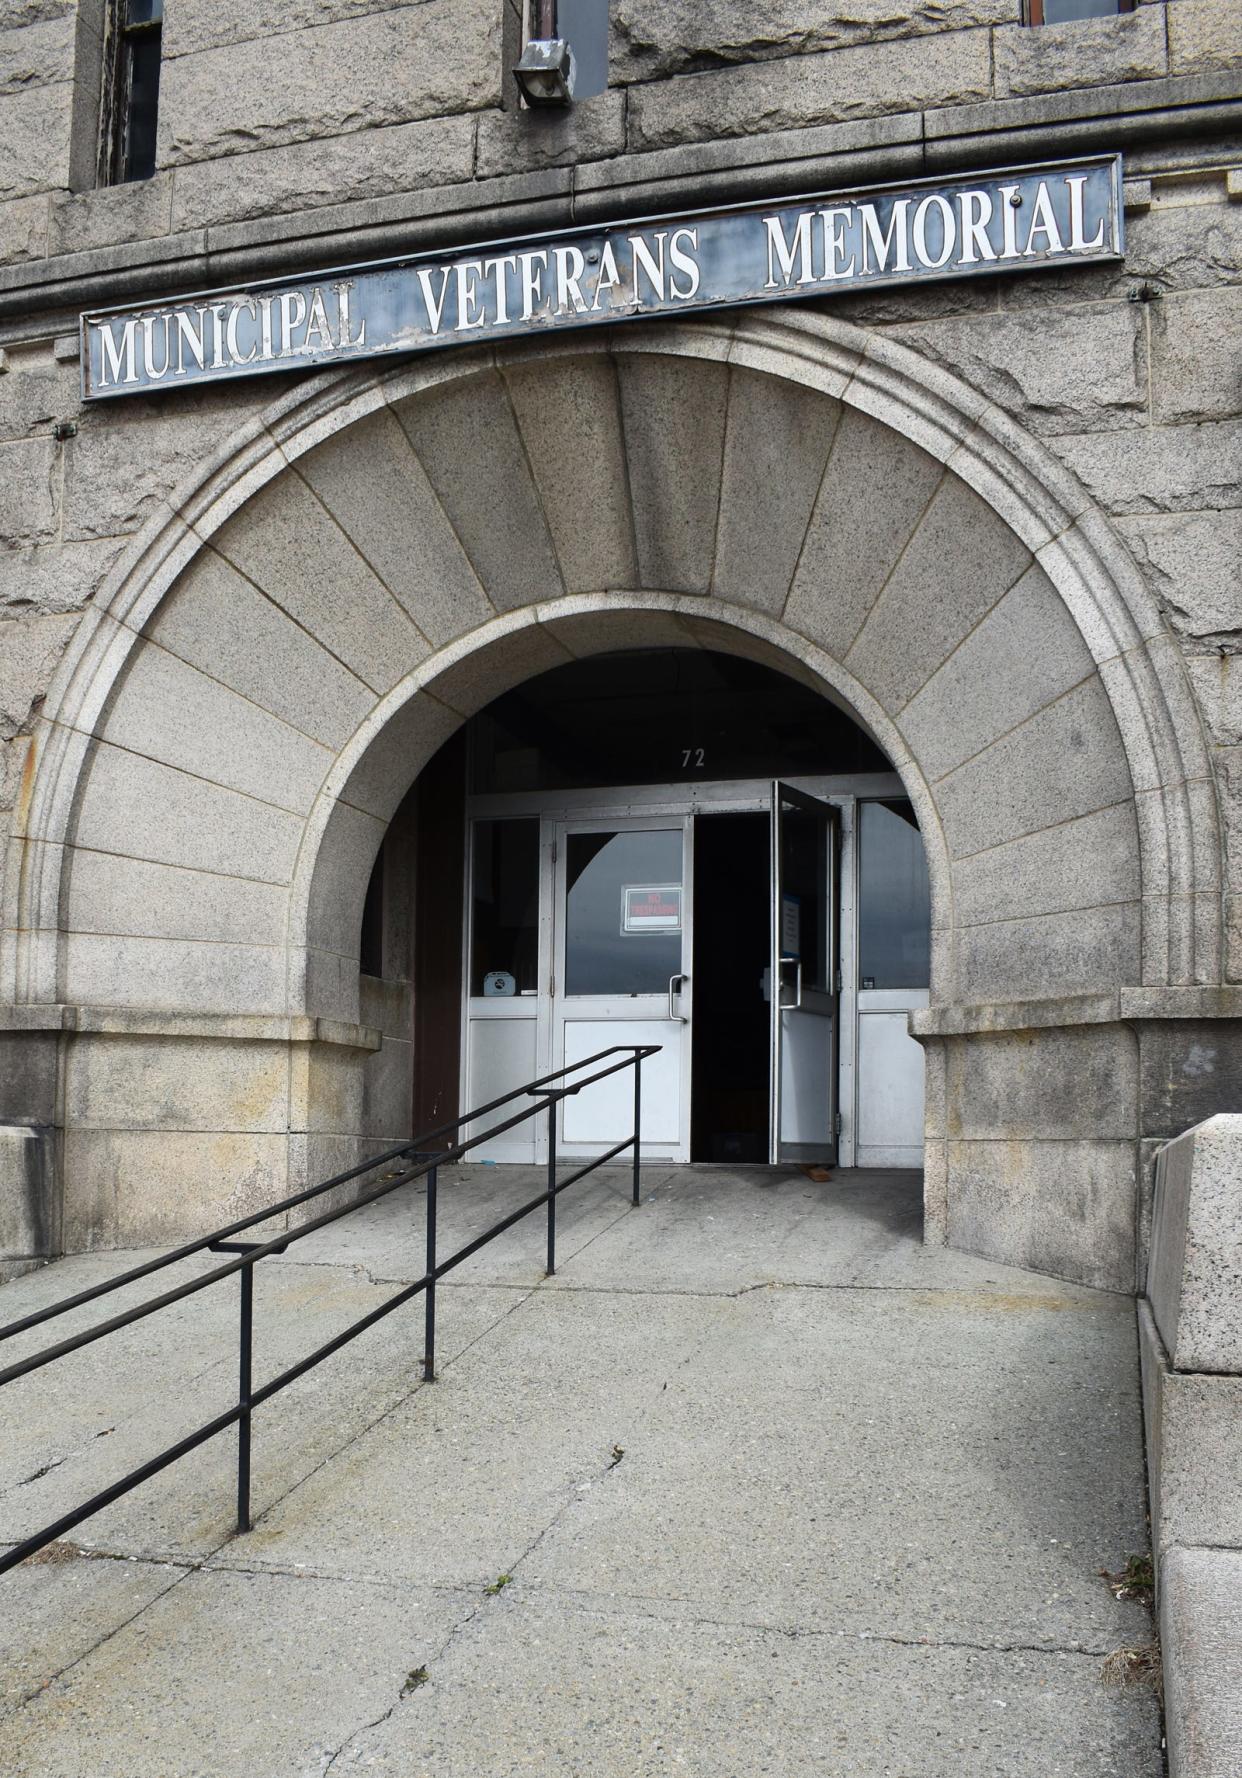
[464,788,840,1166]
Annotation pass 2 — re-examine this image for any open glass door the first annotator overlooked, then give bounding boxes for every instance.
[554,818,692,1161]
[770,783,840,1165]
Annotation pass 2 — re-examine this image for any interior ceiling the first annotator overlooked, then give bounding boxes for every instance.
[467,648,893,793]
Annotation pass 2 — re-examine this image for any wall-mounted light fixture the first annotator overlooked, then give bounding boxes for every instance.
[514,0,576,107]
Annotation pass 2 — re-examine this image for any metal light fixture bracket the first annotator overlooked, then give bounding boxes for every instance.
[513,34,576,108]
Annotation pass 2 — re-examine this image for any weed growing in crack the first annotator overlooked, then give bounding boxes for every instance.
[1100,1554,1155,1610]
[483,1573,513,1596]
[608,1444,625,1468]
[400,1667,429,1697]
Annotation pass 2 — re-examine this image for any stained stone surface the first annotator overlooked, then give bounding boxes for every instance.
[992,7,1167,100]
[1147,1115,1242,1374]
[609,0,1016,83]
[0,1167,1161,1777]
[1137,1301,1242,1560]
[1161,1547,1242,1778]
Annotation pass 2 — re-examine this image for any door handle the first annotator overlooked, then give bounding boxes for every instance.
[779,958,802,1011]
[667,973,688,1022]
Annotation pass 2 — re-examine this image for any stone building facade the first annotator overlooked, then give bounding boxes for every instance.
[0,1,1239,1293]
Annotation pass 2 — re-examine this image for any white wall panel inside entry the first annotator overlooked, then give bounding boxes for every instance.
[464,1007,539,1161]
[562,1019,683,1149]
[856,989,929,1167]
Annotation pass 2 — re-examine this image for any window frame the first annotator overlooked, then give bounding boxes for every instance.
[98,0,164,187]
[1025,0,1135,24]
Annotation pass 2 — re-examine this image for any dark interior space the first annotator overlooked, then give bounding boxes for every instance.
[470,648,889,793]
[691,811,770,1163]
[411,730,467,1132]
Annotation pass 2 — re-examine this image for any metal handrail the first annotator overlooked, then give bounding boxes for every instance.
[0,1048,655,1346]
[0,1043,658,1575]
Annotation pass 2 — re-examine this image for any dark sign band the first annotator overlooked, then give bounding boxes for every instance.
[81,155,1123,401]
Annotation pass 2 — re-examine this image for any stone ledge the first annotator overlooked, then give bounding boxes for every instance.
[912,986,1242,1037]
[1,74,1239,334]
[922,67,1241,138]
[920,97,1241,176]
[0,1006,382,1050]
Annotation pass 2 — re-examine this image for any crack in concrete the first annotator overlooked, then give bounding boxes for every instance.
[514,1277,1113,1304]
[317,1591,490,1775]
[14,1541,1133,1674]
[314,1234,676,1771]
[8,1566,193,1713]
[267,1192,646,1296]
[4,1272,556,1724]
[16,1455,67,1488]
[7,1528,230,1713]
[514,1582,1129,1660]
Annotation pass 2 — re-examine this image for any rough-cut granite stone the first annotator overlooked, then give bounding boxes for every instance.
[626,29,992,151]
[156,1,499,167]
[1147,1115,1242,1375]
[610,0,1013,80]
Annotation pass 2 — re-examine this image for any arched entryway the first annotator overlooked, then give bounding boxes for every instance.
[2,311,1218,1287]
[379,645,934,1175]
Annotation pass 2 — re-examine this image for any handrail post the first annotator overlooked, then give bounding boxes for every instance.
[423,1164,438,1383]
[237,1259,253,1534]
[632,1051,642,1208]
[546,1100,557,1277]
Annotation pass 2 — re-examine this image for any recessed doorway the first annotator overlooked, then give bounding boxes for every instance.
[400,649,930,1169]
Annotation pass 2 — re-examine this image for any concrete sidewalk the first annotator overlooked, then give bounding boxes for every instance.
[0,1166,1161,1776]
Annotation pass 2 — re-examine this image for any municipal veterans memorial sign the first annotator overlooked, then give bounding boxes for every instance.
[82,156,1123,401]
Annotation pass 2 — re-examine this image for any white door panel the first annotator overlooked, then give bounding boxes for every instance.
[770,783,840,1164]
[562,1019,682,1147]
[779,1002,835,1147]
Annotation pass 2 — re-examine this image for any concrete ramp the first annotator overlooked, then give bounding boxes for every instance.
[0,1167,1162,1775]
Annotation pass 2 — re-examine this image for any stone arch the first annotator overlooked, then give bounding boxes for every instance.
[6,308,1216,1020]
[0,310,1223,1282]
[289,594,952,1027]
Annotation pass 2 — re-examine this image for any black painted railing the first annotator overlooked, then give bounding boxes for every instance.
[0,1043,658,1574]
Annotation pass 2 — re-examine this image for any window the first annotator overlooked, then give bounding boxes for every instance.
[553,0,608,99]
[100,0,163,184]
[857,800,931,991]
[1026,0,1135,23]
[470,820,540,996]
[514,0,608,103]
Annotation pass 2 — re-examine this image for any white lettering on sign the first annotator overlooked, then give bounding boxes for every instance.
[82,158,1122,399]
